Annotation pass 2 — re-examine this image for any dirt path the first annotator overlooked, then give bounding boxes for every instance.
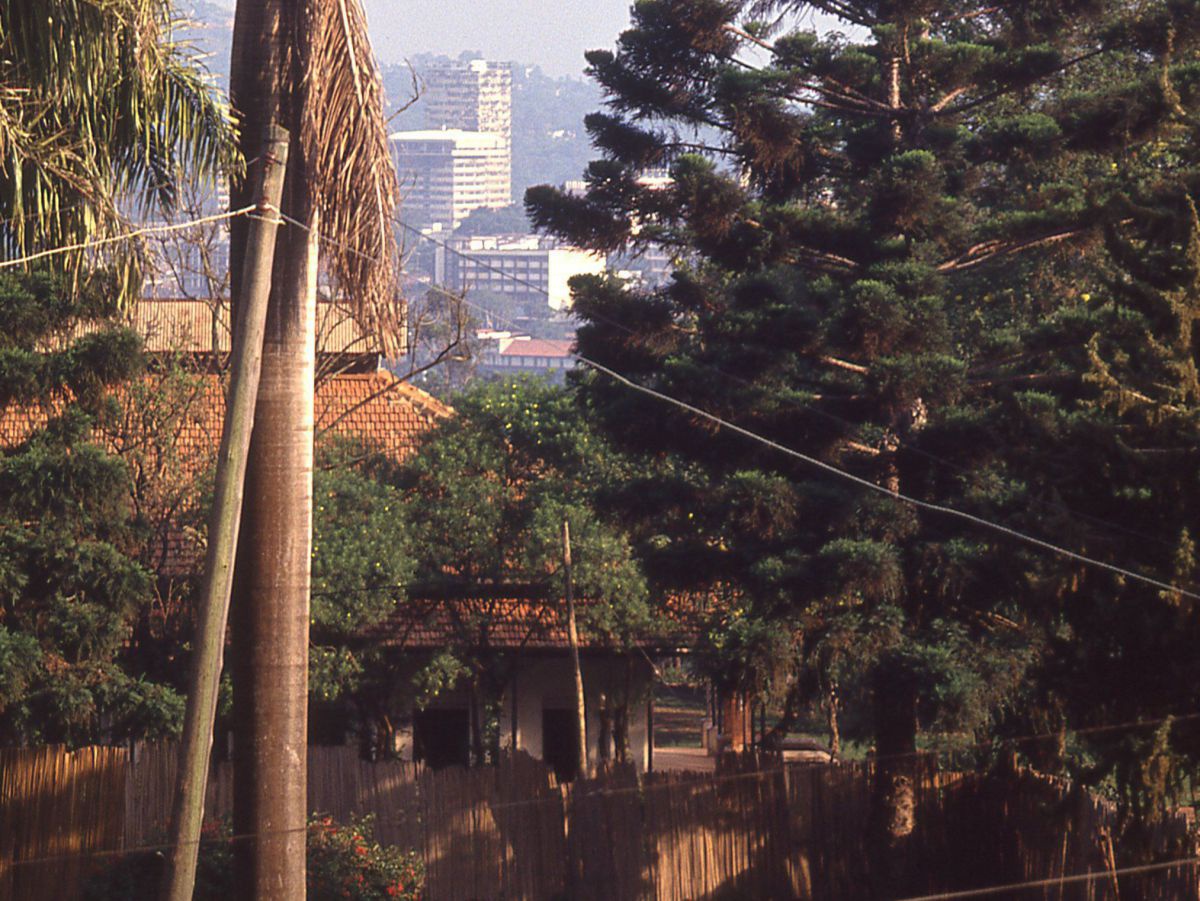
[652,746,715,772]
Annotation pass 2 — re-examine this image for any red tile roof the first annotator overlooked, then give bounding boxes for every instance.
[1,367,449,577]
[1,368,447,463]
[498,338,574,359]
[364,589,702,653]
[315,370,451,457]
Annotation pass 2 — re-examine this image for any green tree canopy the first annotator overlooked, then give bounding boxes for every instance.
[309,439,412,717]
[399,376,652,761]
[0,270,181,745]
[402,376,650,638]
[526,0,1200,879]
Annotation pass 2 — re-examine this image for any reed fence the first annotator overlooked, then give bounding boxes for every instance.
[1,743,1197,900]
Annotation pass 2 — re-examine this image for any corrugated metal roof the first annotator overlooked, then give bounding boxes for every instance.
[119,299,387,355]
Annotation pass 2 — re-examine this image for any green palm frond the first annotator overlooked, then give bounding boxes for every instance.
[0,0,240,300]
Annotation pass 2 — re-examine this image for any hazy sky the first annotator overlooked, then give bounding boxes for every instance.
[207,0,637,78]
[206,2,847,80]
[359,0,635,77]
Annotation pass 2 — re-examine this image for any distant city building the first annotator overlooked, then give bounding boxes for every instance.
[423,59,513,153]
[478,334,576,382]
[438,234,606,312]
[391,129,511,230]
[564,172,676,287]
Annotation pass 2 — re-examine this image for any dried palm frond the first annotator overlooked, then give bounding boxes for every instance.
[300,0,401,355]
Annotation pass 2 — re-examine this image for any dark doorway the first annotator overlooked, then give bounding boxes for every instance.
[542,708,580,782]
[413,708,470,769]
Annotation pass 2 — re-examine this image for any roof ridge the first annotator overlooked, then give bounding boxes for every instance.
[369,370,453,418]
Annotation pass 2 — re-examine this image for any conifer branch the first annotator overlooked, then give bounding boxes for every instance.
[785,246,860,272]
[792,1,874,27]
[820,355,870,374]
[940,47,1110,118]
[844,440,881,456]
[938,227,1094,272]
[723,22,890,112]
[930,86,970,113]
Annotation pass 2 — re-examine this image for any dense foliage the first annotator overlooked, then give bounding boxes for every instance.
[402,378,648,632]
[399,376,651,761]
[309,439,413,749]
[0,271,182,744]
[526,0,1200,878]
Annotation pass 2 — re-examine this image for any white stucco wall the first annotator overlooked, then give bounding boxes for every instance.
[395,655,654,773]
[503,656,653,773]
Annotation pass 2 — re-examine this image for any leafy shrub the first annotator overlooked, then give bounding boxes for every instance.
[85,814,423,901]
[308,814,423,900]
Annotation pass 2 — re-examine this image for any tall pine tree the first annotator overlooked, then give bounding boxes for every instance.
[527,0,1200,885]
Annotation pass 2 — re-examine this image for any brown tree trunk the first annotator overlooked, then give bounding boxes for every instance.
[229,203,317,899]
[470,680,485,766]
[229,5,316,895]
[612,657,633,765]
[826,677,841,760]
[562,520,588,778]
[868,666,919,897]
[613,703,629,766]
[597,692,611,764]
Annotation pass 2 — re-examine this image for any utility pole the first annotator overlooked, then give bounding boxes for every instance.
[161,126,289,901]
[562,519,588,780]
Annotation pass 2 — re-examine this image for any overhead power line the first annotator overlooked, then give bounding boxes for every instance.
[0,206,257,271]
[578,356,1200,602]
[400,219,1182,553]
[409,245,1200,602]
[280,213,1200,604]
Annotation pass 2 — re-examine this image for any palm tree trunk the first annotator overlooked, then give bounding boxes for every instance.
[161,126,289,901]
[224,0,393,886]
[229,201,318,898]
[229,3,316,897]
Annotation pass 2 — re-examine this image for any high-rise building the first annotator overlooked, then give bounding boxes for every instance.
[391,129,511,230]
[415,59,513,214]
[437,234,606,312]
[423,59,513,151]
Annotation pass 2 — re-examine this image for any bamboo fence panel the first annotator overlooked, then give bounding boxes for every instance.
[0,745,127,900]
[3,742,1200,900]
[567,764,646,901]
[306,745,422,849]
[420,763,507,901]
[490,752,566,900]
[124,741,179,849]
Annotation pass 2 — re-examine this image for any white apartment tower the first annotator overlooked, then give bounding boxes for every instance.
[392,60,515,231]
[391,130,511,230]
[423,59,513,152]
[438,234,606,311]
